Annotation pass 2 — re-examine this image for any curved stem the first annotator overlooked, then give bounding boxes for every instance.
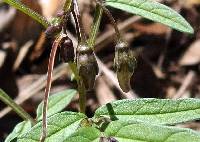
[40,35,64,142]
[96,0,124,42]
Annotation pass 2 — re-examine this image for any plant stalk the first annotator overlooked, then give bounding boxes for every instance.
[40,34,64,142]
[72,0,86,43]
[96,0,124,42]
[78,81,86,113]
[0,89,35,125]
[88,4,103,49]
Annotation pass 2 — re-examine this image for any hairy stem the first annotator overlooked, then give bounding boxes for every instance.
[88,3,103,49]
[3,0,50,28]
[63,0,72,12]
[0,89,35,125]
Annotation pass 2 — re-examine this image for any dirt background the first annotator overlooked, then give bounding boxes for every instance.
[0,0,200,141]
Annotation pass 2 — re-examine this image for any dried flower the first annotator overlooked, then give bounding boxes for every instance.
[114,41,137,93]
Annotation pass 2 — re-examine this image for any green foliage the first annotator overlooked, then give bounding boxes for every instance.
[6,98,200,142]
[2,0,197,141]
[18,112,86,142]
[36,89,77,120]
[104,121,200,142]
[105,0,194,33]
[94,99,200,125]
[64,127,100,142]
[5,121,31,142]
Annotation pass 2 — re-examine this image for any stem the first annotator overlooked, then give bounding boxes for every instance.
[0,89,35,125]
[3,0,50,28]
[96,0,123,42]
[87,4,103,49]
[78,80,86,113]
[63,0,72,12]
[72,0,86,43]
[40,34,64,142]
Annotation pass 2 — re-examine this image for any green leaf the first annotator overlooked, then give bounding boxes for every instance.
[105,0,194,33]
[18,111,86,142]
[94,98,200,125]
[0,89,35,124]
[104,121,200,142]
[3,0,50,28]
[5,121,31,142]
[64,127,100,142]
[36,89,77,120]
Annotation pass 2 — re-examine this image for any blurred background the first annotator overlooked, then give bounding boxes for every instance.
[0,0,200,141]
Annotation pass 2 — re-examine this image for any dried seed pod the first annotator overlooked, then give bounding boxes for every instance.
[114,41,137,93]
[77,45,99,91]
[59,36,75,62]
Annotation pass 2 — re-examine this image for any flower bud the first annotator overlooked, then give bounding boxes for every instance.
[77,45,99,91]
[45,25,62,38]
[114,41,137,93]
[60,36,75,62]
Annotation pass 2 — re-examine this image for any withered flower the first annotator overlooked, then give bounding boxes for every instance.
[114,41,137,93]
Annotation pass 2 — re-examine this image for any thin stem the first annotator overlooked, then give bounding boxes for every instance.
[72,0,86,43]
[40,34,64,142]
[63,0,72,12]
[87,4,103,49]
[3,0,50,28]
[78,80,86,113]
[96,0,123,42]
[0,89,35,125]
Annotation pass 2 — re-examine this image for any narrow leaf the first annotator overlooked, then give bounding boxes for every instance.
[3,0,50,28]
[18,112,86,142]
[5,121,31,142]
[105,0,194,33]
[105,121,200,142]
[95,98,200,125]
[36,89,77,120]
[0,89,35,124]
[64,127,100,142]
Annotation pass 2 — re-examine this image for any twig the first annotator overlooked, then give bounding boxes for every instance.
[13,40,33,71]
[173,71,195,99]
[0,63,69,118]
[96,57,138,99]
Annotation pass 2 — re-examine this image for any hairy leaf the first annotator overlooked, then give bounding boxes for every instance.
[95,99,200,124]
[18,112,86,142]
[5,121,31,142]
[3,0,50,27]
[36,89,77,120]
[105,0,194,33]
[64,127,100,142]
[105,121,200,142]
